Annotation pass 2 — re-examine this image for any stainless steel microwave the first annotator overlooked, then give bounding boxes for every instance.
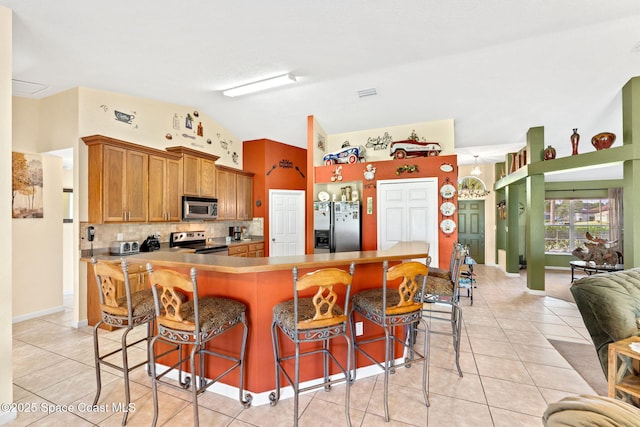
[182,196,218,221]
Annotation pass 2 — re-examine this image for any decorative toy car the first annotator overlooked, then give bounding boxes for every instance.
[389,140,441,159]
[323,143,365,165]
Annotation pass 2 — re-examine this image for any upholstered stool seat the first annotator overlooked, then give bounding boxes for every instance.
[176,297,247,333]
[104,288,155,317]
[352,288,403,320]
[270,264,355,427]
[273,298,344,337]
[351,261,430,422]
[415,247,466,377]
[147,265,251,427]
[428,266,452,280]
[91,258,156,426]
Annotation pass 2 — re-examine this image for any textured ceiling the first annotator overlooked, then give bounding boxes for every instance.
[4,0,640,177]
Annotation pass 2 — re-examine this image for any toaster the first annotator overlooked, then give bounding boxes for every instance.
[110,240,140,255]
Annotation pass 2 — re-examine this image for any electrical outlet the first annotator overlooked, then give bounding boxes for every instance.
[116,232,124,241]
[355,321,363,336]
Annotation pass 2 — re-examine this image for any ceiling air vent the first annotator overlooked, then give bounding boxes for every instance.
[357,88,377,98]
[12,79,49,96]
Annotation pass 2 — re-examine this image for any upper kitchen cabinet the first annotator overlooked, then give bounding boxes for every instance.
[166,146,219,198]
[236,173,253,220]
[216,165,254,221]
[148,154,182,222]
[84,135,152,223]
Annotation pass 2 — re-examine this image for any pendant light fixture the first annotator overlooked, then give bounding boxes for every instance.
[470,155,481,176]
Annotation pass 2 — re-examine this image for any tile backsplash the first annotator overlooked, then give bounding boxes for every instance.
[80,218,263,251]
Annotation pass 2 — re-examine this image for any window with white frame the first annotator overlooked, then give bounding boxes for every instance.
[544,199,610,254]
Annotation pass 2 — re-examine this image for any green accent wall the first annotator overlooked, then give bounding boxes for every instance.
[493,76,640,291]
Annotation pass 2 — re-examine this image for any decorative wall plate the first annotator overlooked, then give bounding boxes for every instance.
[440,184,456,199]
[440,163,454,173]
[440,202,456,217]
[318,191,330,202]
[440,219,457,234]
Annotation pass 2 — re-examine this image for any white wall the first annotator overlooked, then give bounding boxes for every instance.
[11,96,66,321]
[11,154,64,319]
[0,6,14,424]
[326,118,455,163]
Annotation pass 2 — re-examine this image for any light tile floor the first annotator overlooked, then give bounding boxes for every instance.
[7,265,599,426]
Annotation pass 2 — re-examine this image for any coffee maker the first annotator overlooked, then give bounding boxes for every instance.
[229,226,242,241]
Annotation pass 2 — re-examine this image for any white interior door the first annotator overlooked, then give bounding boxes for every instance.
[269,189,305,256]
[377,178,438,266]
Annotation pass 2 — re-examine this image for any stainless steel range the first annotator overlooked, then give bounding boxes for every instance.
[169,231,228,254]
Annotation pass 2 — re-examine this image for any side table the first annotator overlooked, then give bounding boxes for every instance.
[608,336,640,407]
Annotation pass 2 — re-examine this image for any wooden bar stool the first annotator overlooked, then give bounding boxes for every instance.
[351,260,430,422]
[270,263,355,427]
[91,258,156,426]
[146,264,251,427]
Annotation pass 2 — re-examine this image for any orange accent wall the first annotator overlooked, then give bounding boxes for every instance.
[243,139,307,256]
[152,261,400,394]
[243,136,458,268]
[314,154,459,269]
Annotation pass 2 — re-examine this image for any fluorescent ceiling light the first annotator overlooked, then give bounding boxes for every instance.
[222,73,296,97]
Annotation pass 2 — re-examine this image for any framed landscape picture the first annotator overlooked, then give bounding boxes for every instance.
[12,152,44,218]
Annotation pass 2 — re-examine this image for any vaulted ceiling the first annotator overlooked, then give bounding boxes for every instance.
[4,0,640,177]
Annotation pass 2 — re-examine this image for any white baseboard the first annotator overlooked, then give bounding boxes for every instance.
[71,319,88,329]
[12,306,65,324]
[528,289,546,296]
[154,358,400,407]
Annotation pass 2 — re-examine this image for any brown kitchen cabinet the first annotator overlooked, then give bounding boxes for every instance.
[167,146,219,198]
[84,136,150,223]
[248,242,264,257]
[86,261,148,330]
[228,241,264,257]
[216,165,254,221]
[236,173,254,220]
[84,135,188,224]
[148,154,182,222]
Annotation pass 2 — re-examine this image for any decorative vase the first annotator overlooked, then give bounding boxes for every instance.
[571,128,580,155]
[591,132,616,150]
[543,145,556,160]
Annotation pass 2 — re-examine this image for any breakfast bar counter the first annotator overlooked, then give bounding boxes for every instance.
[127,240,429,273]
[85,242,429,402]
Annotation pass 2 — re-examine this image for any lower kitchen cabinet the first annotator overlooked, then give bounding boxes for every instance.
[228,242,264,257]
[86,261,148,330]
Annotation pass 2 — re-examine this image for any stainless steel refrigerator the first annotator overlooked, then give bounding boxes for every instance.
[313,201,361,253]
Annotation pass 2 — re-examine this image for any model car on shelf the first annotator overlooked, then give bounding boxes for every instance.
[323,143,366,165]
[389,140,442,159]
